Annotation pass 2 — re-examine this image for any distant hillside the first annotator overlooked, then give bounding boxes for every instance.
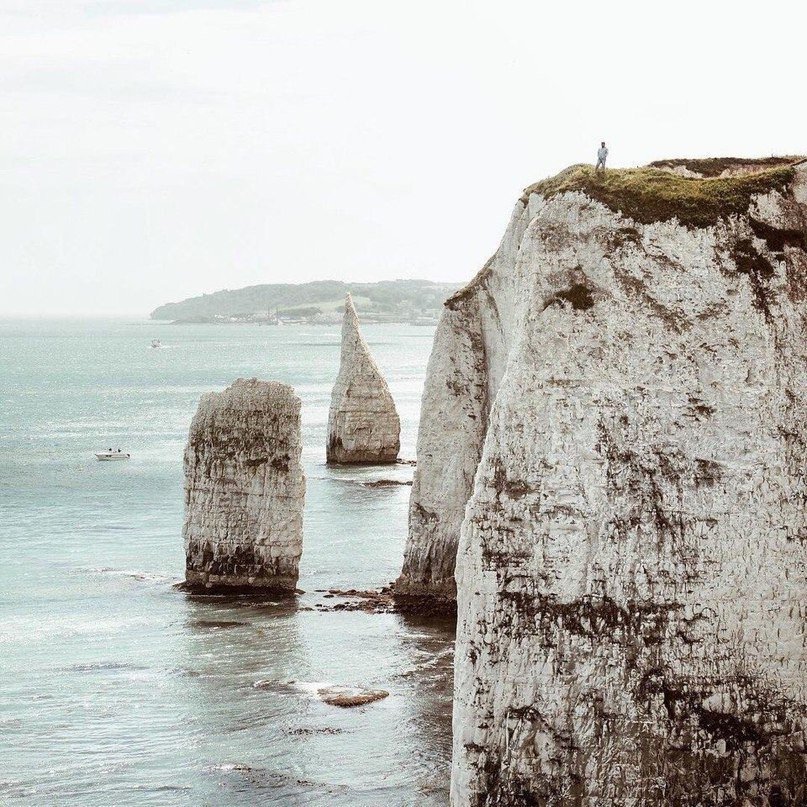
[149,279,459,322]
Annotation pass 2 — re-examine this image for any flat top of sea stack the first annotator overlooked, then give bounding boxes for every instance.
[198,377,300,413]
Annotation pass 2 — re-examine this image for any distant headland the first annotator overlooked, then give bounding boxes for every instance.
[149,279,459,325]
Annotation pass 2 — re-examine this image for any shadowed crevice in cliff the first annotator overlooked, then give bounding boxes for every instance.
[749,216,807,253]
[544,283,594,311]
[734,237,776,321]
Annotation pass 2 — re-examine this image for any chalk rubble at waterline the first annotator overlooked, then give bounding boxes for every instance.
[182,377,305,594]
[327,294,401,464]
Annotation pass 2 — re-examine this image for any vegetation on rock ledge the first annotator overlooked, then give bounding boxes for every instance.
[521,162,798,228]
[647,155,802,177]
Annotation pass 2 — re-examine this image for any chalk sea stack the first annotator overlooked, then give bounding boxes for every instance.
[400,158,807,802]
[326,293,400,464]
[182,378,305,595]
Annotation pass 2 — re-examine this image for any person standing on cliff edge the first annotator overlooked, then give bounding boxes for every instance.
[596,141,608,171]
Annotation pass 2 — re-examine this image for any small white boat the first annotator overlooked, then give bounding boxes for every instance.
[95,450,131,461]
[150,339,162,349]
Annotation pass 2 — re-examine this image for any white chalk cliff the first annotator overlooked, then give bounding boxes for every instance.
[405,158,807,802]
[183,378,305,594]
[327,293,400,464]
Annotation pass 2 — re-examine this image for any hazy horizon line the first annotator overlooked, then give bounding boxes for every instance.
[0,275,462,319]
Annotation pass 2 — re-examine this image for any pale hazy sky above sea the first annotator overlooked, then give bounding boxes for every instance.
[1,0,804,315]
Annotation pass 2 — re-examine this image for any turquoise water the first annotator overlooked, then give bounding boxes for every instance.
[0,319,453,806]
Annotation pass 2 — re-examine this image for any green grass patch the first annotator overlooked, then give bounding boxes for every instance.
[521,163,797,228]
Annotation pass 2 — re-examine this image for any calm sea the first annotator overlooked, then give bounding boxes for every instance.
[0,318,453,807]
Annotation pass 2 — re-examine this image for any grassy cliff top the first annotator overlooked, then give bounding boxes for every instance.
[647,155,803,177]
[521,160,801,228]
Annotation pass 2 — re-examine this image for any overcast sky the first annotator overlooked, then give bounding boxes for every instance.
[1,0,804,316]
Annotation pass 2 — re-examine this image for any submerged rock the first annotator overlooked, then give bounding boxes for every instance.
[314,587,396,613]
[361,478,412,488]
[182,378,305,595]
[326,294,400,464]
[403,158,807,802]
[317,686,389,708]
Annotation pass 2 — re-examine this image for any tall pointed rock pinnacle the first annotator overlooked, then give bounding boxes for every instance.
[327,294,400,464]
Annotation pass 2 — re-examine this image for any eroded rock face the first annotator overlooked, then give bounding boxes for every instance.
[401,159,807,802]
[327,294,400,464]
[396,199,533,610]
[183,378,305,594]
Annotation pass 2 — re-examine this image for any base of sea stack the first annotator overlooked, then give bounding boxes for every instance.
[326,440,400,465]
[392,579,457,617]
[178,574,299,597]
[392,594,457,617]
